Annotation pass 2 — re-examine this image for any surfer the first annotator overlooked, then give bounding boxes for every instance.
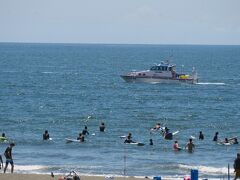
[149,139,153,145]
[4,142,15,173]
[164,127,173,140]
[77,133,84,142]
[234,153,240,180]
[82,126,89,135]
[199,131,204,140]
[185,138,195,153]
[124,133,134,143]
[43,130,50,140]
[99,122,105,132]
[213,132,219,141]
[233,138,239,144]
[173,141,181,151]
[1,133,6,138]
[224,138,229,143]
[0,133,7,141]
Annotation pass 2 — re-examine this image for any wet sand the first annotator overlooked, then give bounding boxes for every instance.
[0,174,147,180]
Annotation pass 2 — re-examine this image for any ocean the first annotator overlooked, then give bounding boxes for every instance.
[0,43,239,179]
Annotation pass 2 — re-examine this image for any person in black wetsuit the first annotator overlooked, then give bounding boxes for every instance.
[199,131,204,140]
[43,130,50,140]
[149,139,153,145]
[82,126,89,135]
[99,122,105,132]
[124,133,134,143]
[213,132,219,141]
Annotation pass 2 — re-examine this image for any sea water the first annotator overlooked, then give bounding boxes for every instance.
[0,43,239,179]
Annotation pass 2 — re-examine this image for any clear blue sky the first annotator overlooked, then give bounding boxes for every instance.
[0,0,240,45]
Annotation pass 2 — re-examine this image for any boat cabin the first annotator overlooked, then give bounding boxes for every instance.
[150,61,176,72]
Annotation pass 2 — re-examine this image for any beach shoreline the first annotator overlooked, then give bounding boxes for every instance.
[0,173,148,180]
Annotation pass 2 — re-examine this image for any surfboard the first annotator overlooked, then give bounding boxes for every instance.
[125,142,145,146]
[120,135,127,139]
[65,138,82,143]
[172,131,179,136]
[217,136,238,145]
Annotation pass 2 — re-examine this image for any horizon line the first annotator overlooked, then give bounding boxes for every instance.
[0,41,240,46]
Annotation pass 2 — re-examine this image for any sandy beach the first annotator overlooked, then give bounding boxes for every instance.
[0,174,147,180]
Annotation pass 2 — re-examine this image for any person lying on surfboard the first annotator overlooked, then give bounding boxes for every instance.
[233,138,238,144]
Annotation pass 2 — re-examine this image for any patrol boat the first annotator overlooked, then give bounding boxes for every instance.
[120,61,198,84]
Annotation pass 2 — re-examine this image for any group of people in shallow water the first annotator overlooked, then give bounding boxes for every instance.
[1,121,239,176]
[148,122,239,152]
[42,122,106,142]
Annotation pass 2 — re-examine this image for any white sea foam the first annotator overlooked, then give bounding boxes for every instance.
[14,165,47,171]
[178,164,233,175]
[197,82,226,85]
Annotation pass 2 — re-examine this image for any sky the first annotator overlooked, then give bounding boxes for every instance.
[0,0,240,45]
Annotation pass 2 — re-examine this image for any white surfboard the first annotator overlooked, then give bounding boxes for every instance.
[172,131,180,136]
[65,138,81,143]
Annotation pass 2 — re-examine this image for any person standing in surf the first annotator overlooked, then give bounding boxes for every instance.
[173,141,181,151]
[43,130,50,140]
[234,153,240,180]
[213,132,219,141]
[82,126,89,135]
[185,138,195,153]
[4,142,15,173]
[199,131,204,140]
[0,154,3,170]
[99,122,105,132]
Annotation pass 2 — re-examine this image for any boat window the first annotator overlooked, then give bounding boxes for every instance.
[164,66,167,71]
[169,67,172,71]
[150,66,157,71]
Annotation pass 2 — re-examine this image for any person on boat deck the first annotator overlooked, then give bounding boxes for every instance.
[43,130,50,140]
[99,122,105,132]
[173,141,181,151]
[82,126,89,135]
[77,133,84,142]
[124,133,134,143]
[185,138,195,152]
[199,131,204,140]
[233,153,240,180]
[149,139,153,145]
[213,132,219,141]
[164,127,173,140]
